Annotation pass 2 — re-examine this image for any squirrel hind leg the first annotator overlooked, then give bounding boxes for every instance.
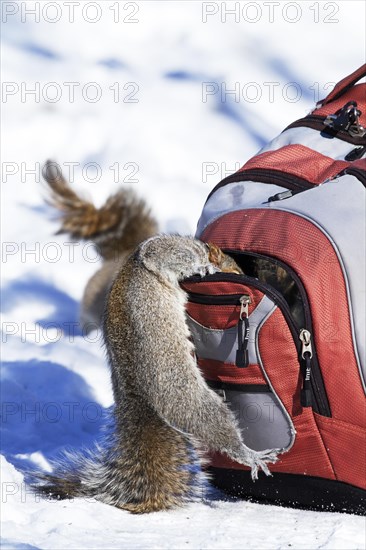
[111,462,193,514]
[108,399,200,513]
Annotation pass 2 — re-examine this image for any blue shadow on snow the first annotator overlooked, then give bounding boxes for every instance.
[1,278,82,336]
[1,359,109,471]
[20,42,60,60]
[98,58,126,70]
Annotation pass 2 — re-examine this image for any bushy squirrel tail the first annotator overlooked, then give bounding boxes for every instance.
[43,160,158,260]
[32,447,109,504]
[31,418,204,513]
[35,475,86,500]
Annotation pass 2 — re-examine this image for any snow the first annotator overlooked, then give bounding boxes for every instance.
[1,455,364,550]
[1,1,365,548]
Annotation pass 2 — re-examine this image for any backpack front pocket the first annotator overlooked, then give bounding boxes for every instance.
[182,275,297,453]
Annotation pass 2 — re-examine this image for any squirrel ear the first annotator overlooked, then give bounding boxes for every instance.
[207,242,223,267]
[135,236,161,275]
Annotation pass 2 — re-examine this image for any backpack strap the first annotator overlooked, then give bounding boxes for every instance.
[317,64,366,107]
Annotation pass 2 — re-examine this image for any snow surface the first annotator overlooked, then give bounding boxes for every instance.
[1,1,366,548]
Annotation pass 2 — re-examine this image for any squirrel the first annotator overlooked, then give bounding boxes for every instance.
[36,234,278,513]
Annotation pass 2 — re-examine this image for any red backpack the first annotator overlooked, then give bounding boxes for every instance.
[182,64,366,515]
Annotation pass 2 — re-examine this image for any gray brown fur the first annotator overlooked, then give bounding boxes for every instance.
[37,236,277,513]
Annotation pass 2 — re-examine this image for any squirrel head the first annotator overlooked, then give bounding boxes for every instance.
[206,243,243,275]
[136,235,218,284]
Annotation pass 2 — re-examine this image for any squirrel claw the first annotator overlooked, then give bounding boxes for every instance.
[195,263,219,277]
[206,263,219,275]
[249,449,280,481]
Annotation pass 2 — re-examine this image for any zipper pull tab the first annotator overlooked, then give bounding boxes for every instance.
[299,329,313,407]
[300,329,313,359]
[239,294,250,319]
[236,295,251,368]
[345,145,366,161]
[267,190,294,203]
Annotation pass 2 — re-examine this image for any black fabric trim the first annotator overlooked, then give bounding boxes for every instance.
[208,467,366,516]
[206,379,271,393]
[345,167,366,186]
[188,293,242,305]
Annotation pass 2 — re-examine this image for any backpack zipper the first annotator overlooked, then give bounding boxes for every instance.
[299,328,313,408]
[236,295,251,368]
[187,273,299,346]
[205,168,314,203]
[205,150,365,205]
[222,251,331,417]
[188,293,244,305]
[187,292,251,368]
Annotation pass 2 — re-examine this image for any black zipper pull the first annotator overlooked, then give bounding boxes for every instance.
[236,295,251,368]
[344,146,366,161]
[267,190,294,203]
[299,329,313,407]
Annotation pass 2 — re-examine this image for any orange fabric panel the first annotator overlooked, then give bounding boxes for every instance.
[352,158,366,170]
[208,412,335,479]
[240,144,349,184]
[258,309,302,415]
[315,84,366,125]
[315,414,366,489]
[258,310,334,479]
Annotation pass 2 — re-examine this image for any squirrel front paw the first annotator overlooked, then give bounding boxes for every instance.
[229,447,279,480]
[195,263,219,277]
[248,448,279,480]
